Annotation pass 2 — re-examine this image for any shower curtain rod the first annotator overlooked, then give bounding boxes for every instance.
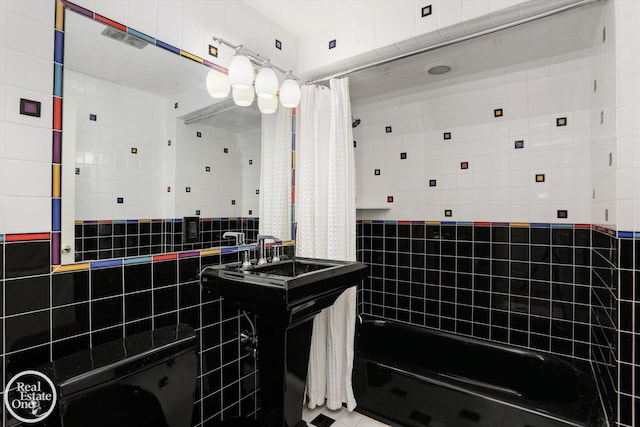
[306,0,601,84]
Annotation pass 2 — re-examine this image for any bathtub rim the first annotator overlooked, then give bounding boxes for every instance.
[354,315,600,427]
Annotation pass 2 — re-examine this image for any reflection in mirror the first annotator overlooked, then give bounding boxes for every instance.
[61,11,262,264]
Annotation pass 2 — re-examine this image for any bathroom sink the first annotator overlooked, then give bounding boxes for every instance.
[201,257,367,320]
[200,256,367,427]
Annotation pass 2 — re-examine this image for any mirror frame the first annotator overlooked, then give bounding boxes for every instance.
[52,0,262,267]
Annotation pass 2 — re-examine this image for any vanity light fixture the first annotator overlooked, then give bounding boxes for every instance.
[228,48,254,89]
[258,96,279,114]
[209,36,301,111]
[255,61,279,99]
[206,69,230,98]
[279,72,301,108]
[233,86,255,107]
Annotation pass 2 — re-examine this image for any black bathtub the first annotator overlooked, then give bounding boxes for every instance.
[353,318,604,427]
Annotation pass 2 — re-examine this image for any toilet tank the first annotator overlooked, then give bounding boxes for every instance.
[41,324,198,427]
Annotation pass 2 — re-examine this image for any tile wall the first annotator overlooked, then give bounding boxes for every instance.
[0,234,303,427]
[351,3,632,425]
[73,217,259,262]
[65,69,171,221]
[0,1,298,426]
[357,221,592,359]
[353,48,594,224]
[611,2,640,424]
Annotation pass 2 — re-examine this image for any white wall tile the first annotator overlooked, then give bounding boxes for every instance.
[6,10,52,60]
[155,0,182,48]
[6,0,54,27]
[3,122,50,163]
[5,48,52,94]
[354,47,596,224]
[1,160,50,197]
[2,196,51,233]
[128,0,157,38]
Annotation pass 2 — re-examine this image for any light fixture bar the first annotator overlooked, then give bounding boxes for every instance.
[212,36,293,77]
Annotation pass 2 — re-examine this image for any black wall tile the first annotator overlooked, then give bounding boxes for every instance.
[91,266,123,298]
[5,241,50,278]
[6,310,49,352]
[91,297,123,329]
[5,275,49,316]
[52,303,90,340]
[154,260,177,287]
[53,271,89,306]
[124,263,152,292]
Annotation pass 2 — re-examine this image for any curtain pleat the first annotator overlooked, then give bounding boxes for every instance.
[298,78,357,411]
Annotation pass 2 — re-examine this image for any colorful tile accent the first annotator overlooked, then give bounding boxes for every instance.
[421,5,432,17]
[444,132,451,140]
[131,147,137,154]
[94,14,126,31]
[387,196,394,203]
[53,164,61,197]
[461,161,469,169]
[329,39,337,49]
[429,179,437,187]
[385,126,392,133]
[127,28,154,44]
[535,174,545,182]
[515,140,524,149]
[53,131,62,164]
[180,50,203,63]
[53,97,62,131]
[494,108,503,117]
[557,210,568,219]
[208,44,218,57]
[375,169,381,176]
[444,209,453,217]
[156,39,180,54]
[556,117,567,126]
[275,39,282,50]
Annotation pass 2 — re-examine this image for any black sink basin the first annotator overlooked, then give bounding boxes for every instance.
[202,257,367,322]
[243,258,336,277]
[200,256,367,427]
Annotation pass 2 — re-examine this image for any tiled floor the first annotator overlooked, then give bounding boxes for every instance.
[302,405,391,427]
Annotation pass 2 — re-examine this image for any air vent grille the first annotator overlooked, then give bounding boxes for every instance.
[101,27,148,49]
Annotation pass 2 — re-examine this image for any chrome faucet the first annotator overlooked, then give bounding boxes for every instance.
[223,231,245,245]
[257,235,281,265]
[223,232,252,270]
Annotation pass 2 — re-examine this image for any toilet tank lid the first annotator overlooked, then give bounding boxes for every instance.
[40,324,197,397]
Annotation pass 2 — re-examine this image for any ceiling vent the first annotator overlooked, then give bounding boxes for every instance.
[101,27,148,49]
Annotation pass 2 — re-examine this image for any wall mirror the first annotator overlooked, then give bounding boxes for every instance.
[60,10,262,264]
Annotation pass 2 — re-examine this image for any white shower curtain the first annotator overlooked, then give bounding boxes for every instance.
[259,105,292,240]
[297,78,358,410]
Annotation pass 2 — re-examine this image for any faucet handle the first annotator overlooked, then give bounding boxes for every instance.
[223,231,245,245]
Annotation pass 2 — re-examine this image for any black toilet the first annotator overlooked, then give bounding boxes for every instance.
[34,323,261,427]
[39,324,198,427]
